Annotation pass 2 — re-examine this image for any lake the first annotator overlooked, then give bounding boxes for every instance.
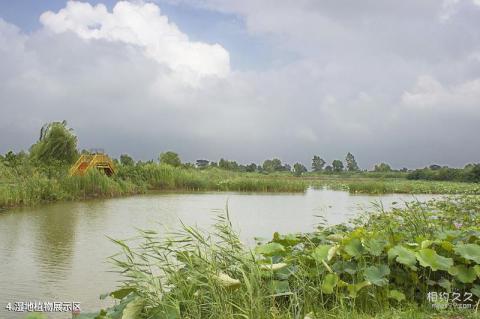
[0,189,441,318]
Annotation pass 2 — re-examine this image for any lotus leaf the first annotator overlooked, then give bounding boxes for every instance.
[448,265,477,283]
[312,245,331,262]
[347,281,371,298]
[388,245,417,270]
[344,238,364,258]
[255,242,285,256]
[454,243,480,264]
[415,248,453,271]
[387,289,406,302]
[364,264,390,287]
[321,273,338,294]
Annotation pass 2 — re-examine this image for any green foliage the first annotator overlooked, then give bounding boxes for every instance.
[345,152,359,171]
[119,154,135,166]
[29,121,78,164]
[311,155,326,172]
[455,244,480,263]
[374,163,392,172]
[255,242,285,256]
[96,196,480,319]
[159,151,181,167]
[332,159,344,172]
[321,273,339,294]
[293,162,307,176]
[364,265,390,286]
[262,158,287,173]
[415,248,453,271]
[407,164,480,183]
[388,245,417,270]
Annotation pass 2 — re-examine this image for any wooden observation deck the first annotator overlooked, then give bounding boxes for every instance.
[69,153,116,176]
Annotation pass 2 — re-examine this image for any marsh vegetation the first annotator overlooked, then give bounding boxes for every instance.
[75,196,480,319]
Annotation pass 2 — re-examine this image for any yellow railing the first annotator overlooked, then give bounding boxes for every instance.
[69,153,115,176]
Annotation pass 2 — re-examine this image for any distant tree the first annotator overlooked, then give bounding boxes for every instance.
[196,159,210,169]
[262,158,292,173]
[345,152,359,171]
[311,155,326,172]
[30,121,78,164]
[293,163,307,176]
[182,162,195,169]
[263,158,284,172]
[332,160,344,172]
[400,167,408,172]
[210,162,218,167]
[245,163,257,172]
[374,163,392,172]
[464,163,480,183]
[219,158,239,171]
[3,151,27,168]
[429,164,442,170]
[120,154,135,166]
[159,151,181,167]
[324,165,333,172]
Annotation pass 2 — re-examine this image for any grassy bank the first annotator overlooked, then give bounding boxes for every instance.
[0,163,309,209]
[2,161,480,209]
[319,177,480,195]
[78,196,480,318]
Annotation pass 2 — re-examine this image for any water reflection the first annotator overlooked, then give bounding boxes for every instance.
[32,203,79,280]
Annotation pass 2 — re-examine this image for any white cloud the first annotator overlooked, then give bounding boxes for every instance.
[1,1,480,168]
[402,75,480,113]
[39,1,230,84]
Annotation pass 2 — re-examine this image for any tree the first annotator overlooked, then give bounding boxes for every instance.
[219,158,239,171]
[374,163,392,172]
[262,158,283,172]
[345,152,359,171]
[311,155,326,172]
[30,121,78,164]
[332,160,344,172]
[3,151,27,168]
[245,163,257,172]
[429,164,442,170]
[293,163,307,176]
[196,159,210,169]
[159,151,181,167]
[120,154,135,166]
[324,165,333,172]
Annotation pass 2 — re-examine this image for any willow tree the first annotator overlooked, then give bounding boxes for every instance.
[30,121,78,164]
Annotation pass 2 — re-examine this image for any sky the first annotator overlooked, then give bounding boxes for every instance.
[0,0,480,169]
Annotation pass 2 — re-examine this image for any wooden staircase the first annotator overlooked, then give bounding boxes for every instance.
[69,153,116,176]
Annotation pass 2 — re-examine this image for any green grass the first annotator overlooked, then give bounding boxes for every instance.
[319,178,480,195]
[2,161,480,210]
[82,196,480,319]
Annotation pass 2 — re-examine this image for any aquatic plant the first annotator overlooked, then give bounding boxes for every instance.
[85,196,480,319]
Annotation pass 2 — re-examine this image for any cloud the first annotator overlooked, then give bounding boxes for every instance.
[403,75,480,114]
[1,1,480,168]
[39,1,230,84]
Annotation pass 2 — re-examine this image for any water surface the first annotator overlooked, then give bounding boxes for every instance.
[0,189,441,318]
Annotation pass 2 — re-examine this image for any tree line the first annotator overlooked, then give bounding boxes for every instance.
[1,121,478,182]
